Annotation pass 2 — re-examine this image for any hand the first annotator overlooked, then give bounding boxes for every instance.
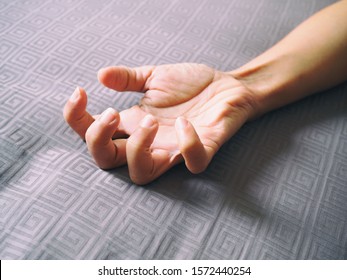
[63,63,257,184]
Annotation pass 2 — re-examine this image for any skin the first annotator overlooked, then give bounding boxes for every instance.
[64,64,256,184]
[64,0,347,185]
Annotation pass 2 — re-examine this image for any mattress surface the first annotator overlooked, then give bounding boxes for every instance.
[0,0,346,259]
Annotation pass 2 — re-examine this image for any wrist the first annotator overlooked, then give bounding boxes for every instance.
[229,54,302,119]
[229,65,270,119]
[220,71,262,121]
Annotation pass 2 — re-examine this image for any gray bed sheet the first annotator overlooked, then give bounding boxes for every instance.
[0,0,346,259]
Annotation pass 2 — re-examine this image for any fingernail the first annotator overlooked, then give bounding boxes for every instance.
[70,87,81,102]
[176,117,188,130]
[140,114,156,128]
[99,108,117,124]
[97,68,105,77]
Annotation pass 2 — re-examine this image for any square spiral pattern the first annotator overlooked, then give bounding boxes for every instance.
[0,0,346,259]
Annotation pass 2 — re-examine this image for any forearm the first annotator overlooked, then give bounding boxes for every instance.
[230,0,347,119]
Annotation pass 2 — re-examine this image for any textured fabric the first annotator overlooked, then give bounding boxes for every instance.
[0,0,346,259]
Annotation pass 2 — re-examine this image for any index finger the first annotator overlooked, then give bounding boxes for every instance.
[63,87,95,140]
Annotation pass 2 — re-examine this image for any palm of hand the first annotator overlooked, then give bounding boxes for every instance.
[121,64,219,151]
[123,63,252,156]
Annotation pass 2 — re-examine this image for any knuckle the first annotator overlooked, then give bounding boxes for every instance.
[85,127,98,145]
[130,174,151,185]
[188,162,208,174]
[181,139,197,154]
[97,162,112,170]
[63,104,74,124]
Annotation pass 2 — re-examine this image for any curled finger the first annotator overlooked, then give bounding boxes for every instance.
[85,108,126,169]
[63,87,95,140]
[175,117,212,174]
[126,115,168,185]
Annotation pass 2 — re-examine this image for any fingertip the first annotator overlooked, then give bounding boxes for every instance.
[70,86,87,101]
[140,114,157,129]
[97,67,108,84]
[98,107,120,126]
[175,116,194,145]
[86,109,120,146]
[63,86,87,122]
[175,116,188,131]
[127,114,158,152]
[69,86,81,103]
[97,66,121,89]
[63,87,94,140]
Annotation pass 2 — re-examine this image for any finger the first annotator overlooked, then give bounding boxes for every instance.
[175,117,212,174]
[97,65,155,92]
[96,107,144,139]
[93,111,135,139]
[126,115,165,185]
[63,87,95,140]
[116,106,147,136]
[85,108,127,169]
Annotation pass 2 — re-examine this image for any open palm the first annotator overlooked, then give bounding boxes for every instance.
[64,63,256,184]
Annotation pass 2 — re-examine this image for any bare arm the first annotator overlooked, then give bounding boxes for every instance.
[64,1,347,184]
[231,0,347,119]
